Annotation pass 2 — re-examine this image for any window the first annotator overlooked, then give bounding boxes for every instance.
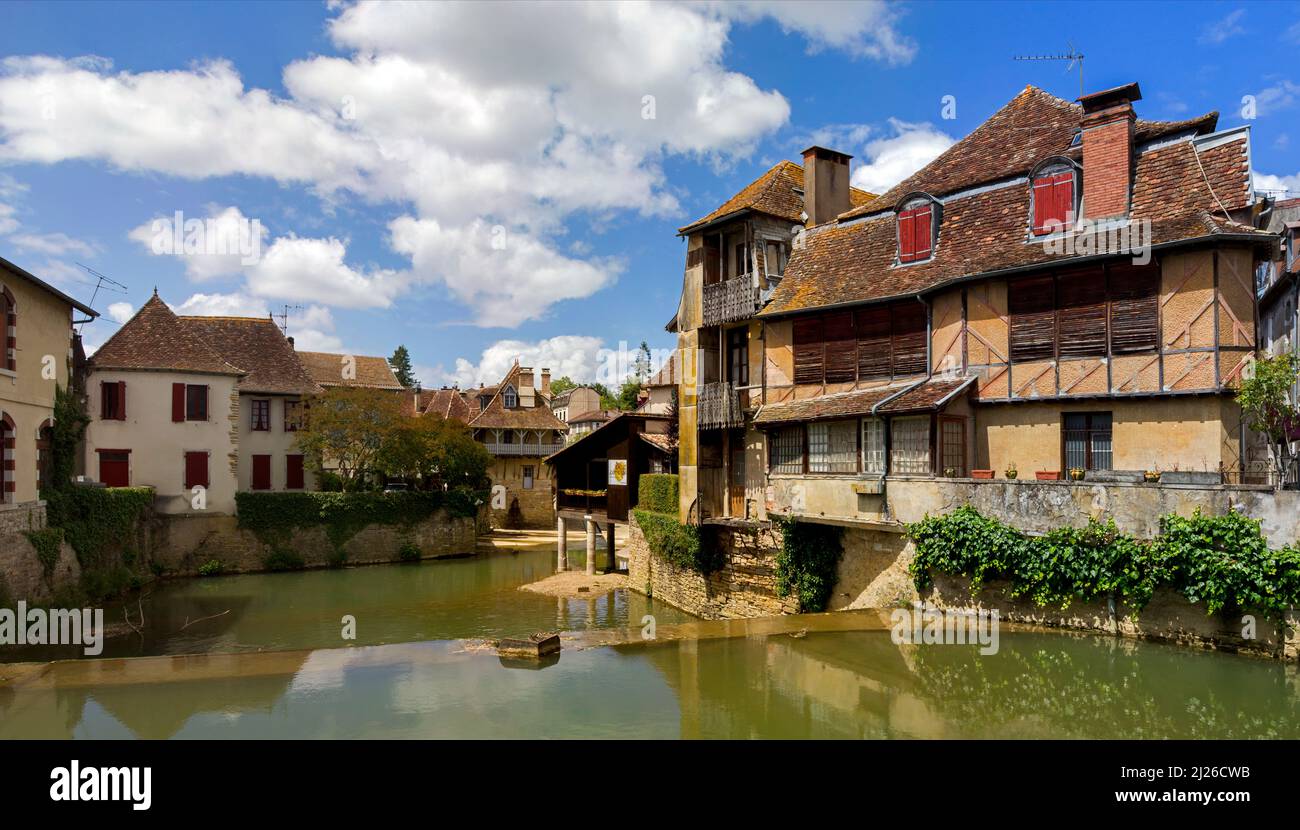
[97,450,130,487]
[174,384,208,421]
[732,241,750,279]
[1009,275,1056,362]
[184,451,209,489]
[522,465,535,489]
[897,198,936,264]
[251,399,271,431]
[502,429,515,444]
[1063,412,1112,471]
[727,327,749,386]
[793,316,824,385]
[823,312,856,384]
[0,286,14,372]
[1008,263,1161,363]
[284,400,306,432]
[502,386,517,408]
[769,426,804,474]
[890,416,931,475]
[862,418,886,475]
[1031,163,1077,235]
[252,454,272,490]
[940,416,966,476]
[286,454,305,490]
[808,420,857,473]
[1107,263,1159,354]
[1056,268,1108,359]
[764,240,788,279]
[101,381,126,421]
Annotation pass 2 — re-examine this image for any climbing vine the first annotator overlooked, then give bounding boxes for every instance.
[24,527,65,579]
[633,509,722,574]
[773,517,844,612]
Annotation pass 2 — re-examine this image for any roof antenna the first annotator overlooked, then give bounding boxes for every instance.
[74,263,129,333]
[1014,42,1085,98]
[275,304,304,336]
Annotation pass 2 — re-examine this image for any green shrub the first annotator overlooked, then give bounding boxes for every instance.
[399,541,421,562]
[197,559,224,577]
[634,509,722,574]
[263,547,306,572]
[638,474,679,515]
[774,518,844,612]
[24,527,65,578]
[42,485,153,603]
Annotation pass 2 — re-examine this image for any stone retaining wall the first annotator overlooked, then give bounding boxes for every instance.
[0,503,81,603]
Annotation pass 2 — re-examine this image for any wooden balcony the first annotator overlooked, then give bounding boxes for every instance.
[698,382,745,430]
[484,441,567,457]
[702,276,760,326]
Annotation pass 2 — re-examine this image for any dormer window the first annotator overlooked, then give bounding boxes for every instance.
[502,385,517,409]
[897,195,938,264]
[1031,159,1079,236]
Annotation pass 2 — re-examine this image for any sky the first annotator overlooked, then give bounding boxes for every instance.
[0,0,1296,390]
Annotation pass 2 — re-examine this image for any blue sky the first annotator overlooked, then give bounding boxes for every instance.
[0,1,1296,388]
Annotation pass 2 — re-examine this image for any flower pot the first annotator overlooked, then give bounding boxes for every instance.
[1004,470,1018,480]
[1068,468,1085,481]
[1035,470,1061,481]
[971,469,995,480]
[943,467,957,478]
[1143,471,1161,483]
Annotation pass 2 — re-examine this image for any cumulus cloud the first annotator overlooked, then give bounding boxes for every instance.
[849,118,956,195]
[1198,8,1247,45]
[128,205,267,282]
[105,302,133,323]
[1255,170,1300,197]
[429,334,608,389]
[10,231,98,257]
[1252,79,1299,116]
[713,0,917,64]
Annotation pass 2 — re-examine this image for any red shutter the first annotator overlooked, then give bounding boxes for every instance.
[898,210,917,262]
[823,311,857,384]
[114,381,126,420]
[792,316,825,385]
[184,451,209,489]
[1052,173,1074,227]
[855,306,892,379]
[286,455,305,490]
[1032,176,1054,234]
[252,455,272,490]
[912,205,933,260]
[172,383,186,422]
[101,382,112,420]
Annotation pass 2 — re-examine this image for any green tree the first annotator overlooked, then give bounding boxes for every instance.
[550,376,577,395]
[388,345,416,388]
[295,387,408,488]
[46,384,90,494]
[615,376,643,410]
[1236,352,1300,489]
[634,340,652,383]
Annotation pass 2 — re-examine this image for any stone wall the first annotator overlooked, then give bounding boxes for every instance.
[0,502,81,603]
[626,514,797,619]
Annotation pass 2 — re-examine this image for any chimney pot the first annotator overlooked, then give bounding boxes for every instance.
[802,145,853,226]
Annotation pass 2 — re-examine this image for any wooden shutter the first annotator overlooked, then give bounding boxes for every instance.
[172,383,186,422]
[101,381,113,420]
[912,205,933,260]
[855,306,892,380]
[1033,172,1075,234]
[1009,276,1056,362]
[793,316,824,385]
[823,311,856,384]
[891,302,928,376]
[184,451,208,489]
[898,210,917,263]
[252,455,272,490]
[1108,263,1160,354]
[286,455,305,490]
[1057,268,1108,358]
[1052,173,1074,225]
[115,381,126,420]
[1032,176,1054,234]
[703,236,720,285]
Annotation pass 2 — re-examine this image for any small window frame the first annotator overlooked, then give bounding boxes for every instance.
[896,193,940,266]
[1028,157,1081,238]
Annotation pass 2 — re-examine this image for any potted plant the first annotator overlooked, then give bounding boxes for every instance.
[1004,463,1018,480]
[1143,469,1161,483]
[943,466,957,478]
[971,469,995,480]
[1068,467,1085,481]
[1035,470,1061,481]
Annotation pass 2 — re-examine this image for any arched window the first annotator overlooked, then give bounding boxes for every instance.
[1030,158,1080,236]
[897,194,940,264]
[0,412,14,504]
[502,385,517,408]
[0,285,15,372]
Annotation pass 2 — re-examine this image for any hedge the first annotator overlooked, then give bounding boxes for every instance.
[638,473,679,515]
[908,505,1300,619]
[633,508,723,574]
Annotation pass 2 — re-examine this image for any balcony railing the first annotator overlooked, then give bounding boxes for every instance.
[484,441,566,457]
[698,382,745,430]
[702,275,760,326]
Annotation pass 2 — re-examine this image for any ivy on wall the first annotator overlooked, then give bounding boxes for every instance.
[908,506,1300,619]
[42,485,154,603]
[633,509,723,574]
[773,517,844,613]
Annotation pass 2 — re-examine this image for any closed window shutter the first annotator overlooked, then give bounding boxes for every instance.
[252,455,271,490]
[115,381,126,420]
[1032,176,1054,233]
[898,210,917,262]
[172,383,186,422]
[1057,269,1108,358]
[184,451,208,489]
[101,382,112,420]
[1053,173,1074,225]
[891,303,928,376]
[793,316,824,385]
[1009,276,1056,362]
[855,306,892,379]
[1108,263,1160,353]
[912,205,933,260]
[286,455,305,490]
[823,311,856,383]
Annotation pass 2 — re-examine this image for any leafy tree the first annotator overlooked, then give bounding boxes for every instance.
[615,376,643,410]
[1237,352,1300,489]
[634,340,653,383]
[46,384,89,493]
[294,387,408,488]
[375,413,490,487]
[388,345,416,388]
[550,376,577,395]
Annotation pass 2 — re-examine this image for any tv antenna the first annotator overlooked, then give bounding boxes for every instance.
[275,304,304,336]
[1015,43,1085,98]
[74,263,129,332]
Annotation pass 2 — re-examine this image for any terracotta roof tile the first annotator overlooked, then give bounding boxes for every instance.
[876,376,975,413]
[755,383,910,425]
[466,362,567,431]
[679,160,873,234]
[420,388,474,422]
[297,351,404,390]
[90,294,244,375]
[183,316,322,396]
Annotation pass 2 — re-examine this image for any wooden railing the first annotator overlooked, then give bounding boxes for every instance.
[697,382,745,429]
[702,276,760,326]
[484,441,566,457]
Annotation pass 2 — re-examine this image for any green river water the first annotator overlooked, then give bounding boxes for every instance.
[1,545,1298,739]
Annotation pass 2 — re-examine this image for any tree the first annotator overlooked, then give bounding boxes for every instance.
[388,345,416,388]
[46,385,89,493]
[550,376,577,395]
[294,387,408,488]
[615,376,643,410]
[634,340,653,383]
[374,413,490,487]
[1237,352,1300,490]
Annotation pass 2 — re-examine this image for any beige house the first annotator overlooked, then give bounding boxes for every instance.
[637,352,677,415]
[0,255,98,508]
[550,384,599,424]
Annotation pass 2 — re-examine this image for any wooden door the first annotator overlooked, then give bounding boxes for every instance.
[98,451,130,487]
[728,437,746,518]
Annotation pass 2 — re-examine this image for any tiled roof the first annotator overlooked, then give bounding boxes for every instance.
[762,88,1270,319]
[569,409,617,424]
[755,377,974,425]
[466,362,567,431]
[90,293,244,376]
[678,160,874,234]
[420,387,474,422]
[183,316,322,396]
[297,351,404,390]
[876,376,975,414]
[639,431,676,454]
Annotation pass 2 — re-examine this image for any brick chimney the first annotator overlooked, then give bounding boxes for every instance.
[1078,82,1141,222]
[517,366,535,407]
[801,145,853,226]
[540,367,551,397]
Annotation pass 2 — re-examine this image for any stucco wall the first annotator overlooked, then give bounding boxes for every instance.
[84,370,241,514]
[235,393,317,493]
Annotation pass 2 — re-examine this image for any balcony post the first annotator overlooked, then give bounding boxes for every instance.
[556,515,568,572]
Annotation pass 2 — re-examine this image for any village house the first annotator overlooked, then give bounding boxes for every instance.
[566,408,617,439]
[0,255,97,509]
[83,294,322,513]
[550,384,601,424]
[674,82,1280,526]
[636,352,677,415]
[296,350,405,392]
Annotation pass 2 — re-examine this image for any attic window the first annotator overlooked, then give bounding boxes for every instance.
[1031,159,1079,236]
[897,196,938,264]
[503,385,517,408]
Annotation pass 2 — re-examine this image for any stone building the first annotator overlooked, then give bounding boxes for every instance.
[550,384,600,424]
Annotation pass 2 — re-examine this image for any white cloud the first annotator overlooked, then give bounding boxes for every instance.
[711,1,916,64]
[1254,170,1300,197]
[10,231,98,257]
[0,203,17,236]
[1252,79,1299,116]
[1199,8,1246,45]
[1286,20,1300,45]
[429,334,607,388]
[128,205,267,281]
[246,235,406,309]
[849,118,956,195]
[105,302,133,323]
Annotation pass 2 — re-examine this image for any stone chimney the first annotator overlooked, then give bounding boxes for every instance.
[540,368,551,397]
[517,366,535,407]
[1078,82,1141,222]
[801,145,853,226]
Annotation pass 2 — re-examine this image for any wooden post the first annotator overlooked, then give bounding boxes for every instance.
[556,515,568,572]
[585,514,596,576]
[605,523,616,573]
